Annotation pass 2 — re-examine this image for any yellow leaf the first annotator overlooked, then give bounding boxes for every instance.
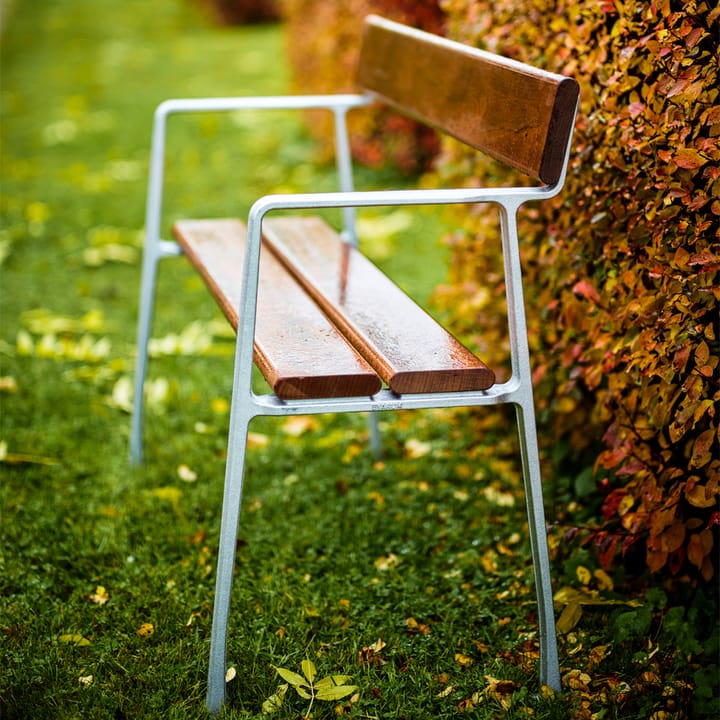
[301,659,316,683]
[78,675,94,686]
[556,602,583,633]
[211,397,229,414]
[247,432,269,449]
[59,633,91,646]
[563,669,591,691]
[149,486,182,513]
[455,652,474,666]
[225,667,237,683]
[406,617,431,635]
[482,485,515,507]
[368,637,386,653]
[177,464,197,482]
[88,585,109,605]
[588,644,611,667]
[374,553,399,571]
[136,623,154,637]
[0,376,17,393]
[282,416,320,436]
[576,566,592,586]
[366,491,385,509]
[685,482,717,508]
[593,569,614,592]
[405,438,431,458]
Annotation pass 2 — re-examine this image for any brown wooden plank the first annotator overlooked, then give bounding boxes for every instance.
[173,219,382,399]
[262,216,496,394]
[355,15,579,184]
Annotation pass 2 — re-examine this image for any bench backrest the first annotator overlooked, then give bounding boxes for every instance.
[355,15,579,185]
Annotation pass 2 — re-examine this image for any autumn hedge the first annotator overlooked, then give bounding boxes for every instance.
[284,0,445,172]
[284,0,719,584]
[192,0,281,24]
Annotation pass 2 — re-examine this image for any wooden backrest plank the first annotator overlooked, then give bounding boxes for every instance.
[355,15,579,184]
[262,216,496,394]
[173,219,382,399]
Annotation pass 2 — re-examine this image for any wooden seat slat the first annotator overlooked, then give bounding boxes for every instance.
[262,216,496,394]
[173,219,382,399]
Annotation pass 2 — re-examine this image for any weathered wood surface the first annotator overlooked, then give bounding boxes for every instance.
[356,14,579,184]
[263,216,496,394]
[173,219,382,399]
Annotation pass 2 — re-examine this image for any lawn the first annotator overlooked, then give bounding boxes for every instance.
[1,1,717,719]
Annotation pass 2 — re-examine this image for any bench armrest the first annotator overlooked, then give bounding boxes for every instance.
[249,184,557,223]
[145,94,372,259]
[154,94,371,118]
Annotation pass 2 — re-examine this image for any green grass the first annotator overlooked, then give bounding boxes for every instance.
[1,2,717,719]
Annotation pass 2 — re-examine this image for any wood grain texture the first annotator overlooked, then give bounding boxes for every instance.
[173,219,382,399]
[262,216,496,394]
[356,15,579,184]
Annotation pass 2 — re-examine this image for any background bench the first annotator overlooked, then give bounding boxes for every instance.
[130,14,579,714]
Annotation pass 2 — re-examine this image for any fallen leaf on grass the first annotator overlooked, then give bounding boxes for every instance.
[82,243,137,266]
[358,638,386,667]
[482,484,516,507]
[0,376,17,393]
[78,675,94,686]
[405,438,431,458]
[366,491,385,509]
[21,308,104,335]
[59,633,91,646]
[177,464,197,482]
[282,416,320,436]
[262,683,288,713]
[211,397,229,414]
[88,585,109,605]
[136,623,154,637]
[0,440,58,466]
[563,669,592,691]
[374,553,399,571]
[272,660,358,705]
[483,675,520,710]
[406,617,431,635]
[149,486,182,514]
[554,586,643,633]
[247,432,269,449]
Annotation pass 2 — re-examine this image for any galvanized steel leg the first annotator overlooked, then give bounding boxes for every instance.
[367,413,382,460]
[129,247,159,465]
[206,409,252,715]
[514,400,561,691]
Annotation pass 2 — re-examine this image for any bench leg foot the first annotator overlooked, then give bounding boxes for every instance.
[206,414,251,715]
[514,401,561,692]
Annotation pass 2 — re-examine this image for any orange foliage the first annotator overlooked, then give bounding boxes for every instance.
[284,0,719,582]
[284,0,445,172]
[432,0,719,581]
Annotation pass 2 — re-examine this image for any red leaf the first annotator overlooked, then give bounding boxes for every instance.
[572,279,601,305]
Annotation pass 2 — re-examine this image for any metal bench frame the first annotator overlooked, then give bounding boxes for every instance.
[130,19,578,715]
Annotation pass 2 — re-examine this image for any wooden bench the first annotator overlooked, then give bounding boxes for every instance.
[130,14,579,715]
